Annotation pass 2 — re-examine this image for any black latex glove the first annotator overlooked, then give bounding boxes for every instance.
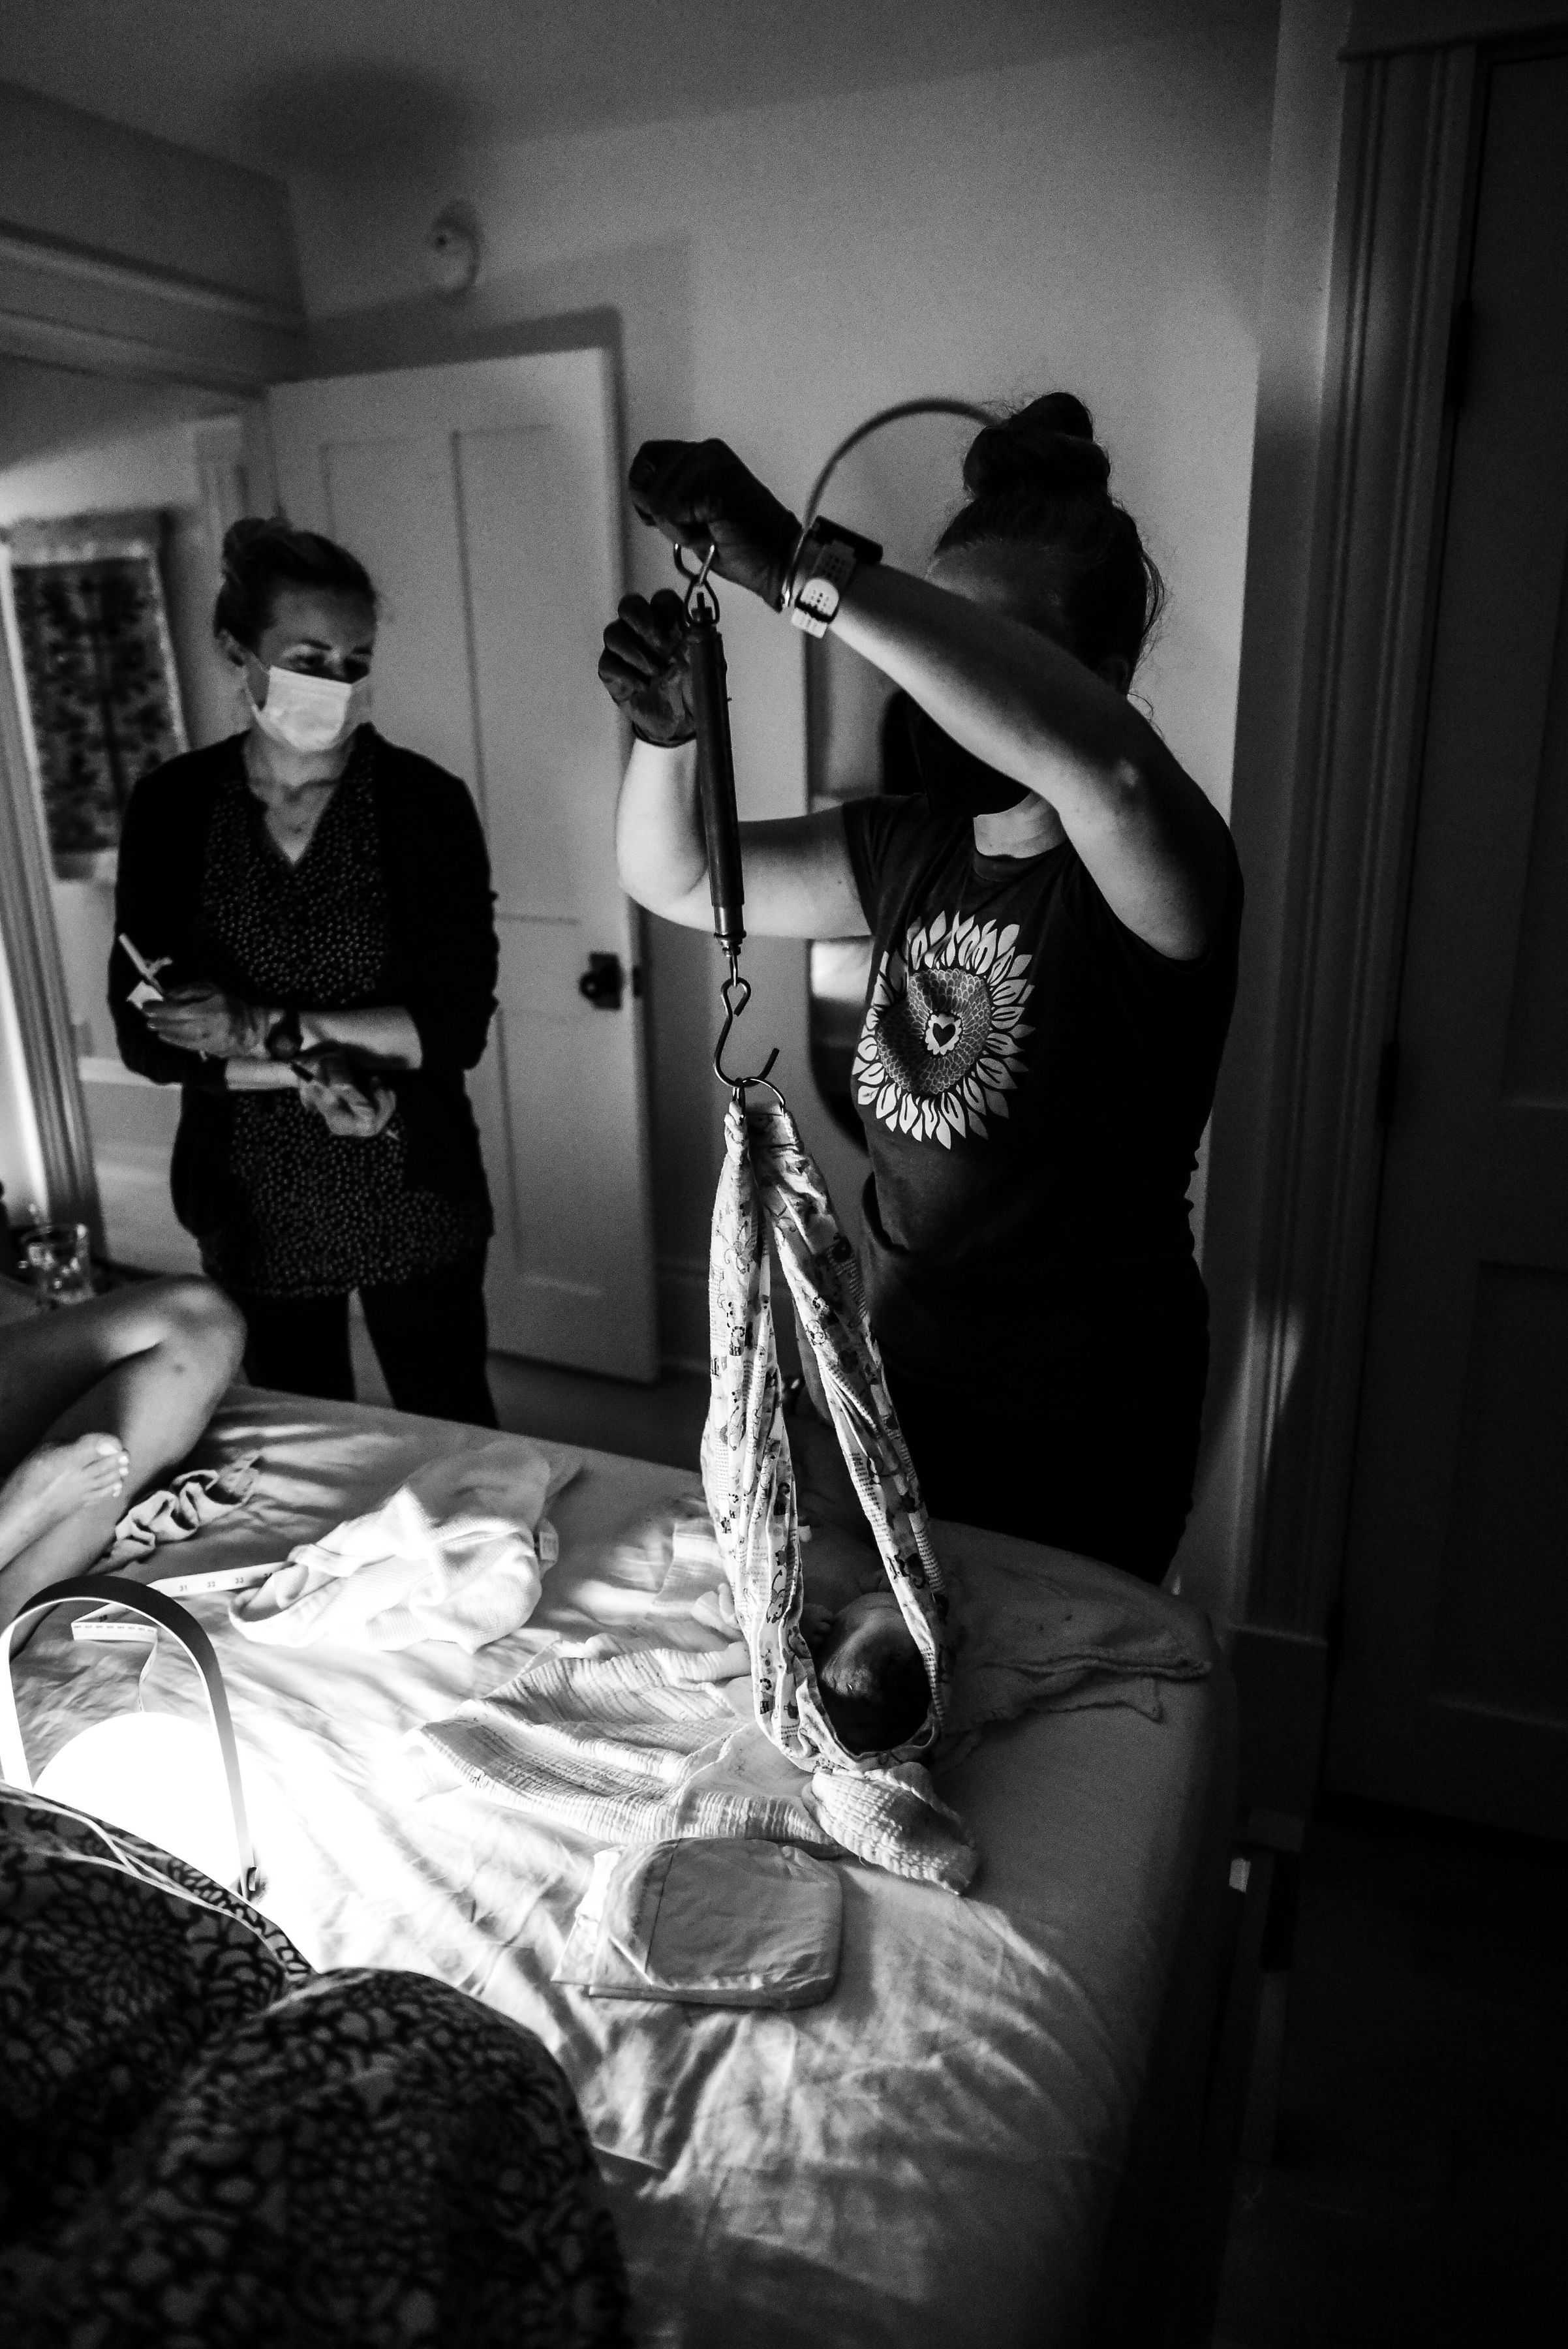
[598,589,696,746]
[627,438,801,609]
[296,1047,396,1140]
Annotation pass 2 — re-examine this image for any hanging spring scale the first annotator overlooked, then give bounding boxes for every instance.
[676,540,780,1099]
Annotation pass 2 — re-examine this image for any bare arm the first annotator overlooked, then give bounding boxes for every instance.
[145,994,423,1069]
[298,1006,422,1066]
[615,736,868,942]
[832,564,1232,960]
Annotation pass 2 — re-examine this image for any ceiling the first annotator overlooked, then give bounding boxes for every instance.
[0,0,1265,175]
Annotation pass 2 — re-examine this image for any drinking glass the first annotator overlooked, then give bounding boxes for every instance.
[19,1221,97,1309]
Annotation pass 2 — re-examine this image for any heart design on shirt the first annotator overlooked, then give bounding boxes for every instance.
[854,909,1036,1146]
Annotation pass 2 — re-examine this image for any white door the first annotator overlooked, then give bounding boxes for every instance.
[268,351,658,1381]
[1325,53,1568,1835]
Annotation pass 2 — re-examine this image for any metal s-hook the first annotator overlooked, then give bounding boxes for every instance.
[713,959,781,1098]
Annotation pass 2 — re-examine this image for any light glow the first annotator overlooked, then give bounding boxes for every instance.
[37,1713,249,1889]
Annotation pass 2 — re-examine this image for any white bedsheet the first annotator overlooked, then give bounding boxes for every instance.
[10,1389,1236,2349]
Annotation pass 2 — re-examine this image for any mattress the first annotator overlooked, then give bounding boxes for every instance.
[10,1389,1237,2349]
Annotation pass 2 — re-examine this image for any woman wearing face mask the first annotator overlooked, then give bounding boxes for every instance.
[110,517,499,1424]
[600,397,1241,1582]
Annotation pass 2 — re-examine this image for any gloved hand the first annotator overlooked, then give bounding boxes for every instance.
[143,984,269,1060]
[627,438,801,609]
[598,589,696,746]
[296,1047,396,1140]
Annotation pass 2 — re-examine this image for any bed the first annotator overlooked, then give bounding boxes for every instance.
[10,1386,1240,2349]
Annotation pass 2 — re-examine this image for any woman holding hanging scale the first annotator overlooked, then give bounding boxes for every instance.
[600,399,1241,1583]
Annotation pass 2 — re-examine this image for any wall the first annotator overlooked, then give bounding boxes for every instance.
[0,82,297,308]
[1176,0,1354,1658]
[0,90,296,1239]
[286,15,1280,1360]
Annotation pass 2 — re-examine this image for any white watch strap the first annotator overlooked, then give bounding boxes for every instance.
[788,537,858,636]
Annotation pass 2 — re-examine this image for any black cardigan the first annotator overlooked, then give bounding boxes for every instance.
[110,731,500,1246]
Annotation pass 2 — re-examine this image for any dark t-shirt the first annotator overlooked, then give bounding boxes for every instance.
[841,795,1242,1387]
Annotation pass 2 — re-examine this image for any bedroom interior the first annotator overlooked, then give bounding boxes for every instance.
[1,3,1564,2344]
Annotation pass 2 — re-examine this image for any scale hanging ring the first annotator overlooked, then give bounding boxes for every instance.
[675,538,721,619]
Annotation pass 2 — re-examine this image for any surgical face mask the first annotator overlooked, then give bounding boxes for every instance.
[904,702,1029,819]
[246,665,372,754]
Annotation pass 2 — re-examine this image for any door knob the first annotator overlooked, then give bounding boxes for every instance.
[578,951,626,1011]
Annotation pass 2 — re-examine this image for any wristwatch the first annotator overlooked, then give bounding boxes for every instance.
[784,516,883,637]
[264,1007,304,1063]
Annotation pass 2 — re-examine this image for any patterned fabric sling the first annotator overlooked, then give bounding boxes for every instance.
[703,1095,976,1894]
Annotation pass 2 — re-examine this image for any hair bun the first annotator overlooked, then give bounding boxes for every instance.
[221,515,286,572]
[962,393,1111,500]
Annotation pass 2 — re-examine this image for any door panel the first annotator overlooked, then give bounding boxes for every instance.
[1327,52,1568,1834]
[269,351,657,1379]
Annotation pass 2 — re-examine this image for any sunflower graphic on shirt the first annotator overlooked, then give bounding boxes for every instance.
[852,911,1035,1147]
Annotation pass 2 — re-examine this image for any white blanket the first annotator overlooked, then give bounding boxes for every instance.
[410,1499,1212,1881]
[231,1437,580,1653]
[10,1393,1237,2349]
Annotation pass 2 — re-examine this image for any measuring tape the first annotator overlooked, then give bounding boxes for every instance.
[70,1560,277,1644]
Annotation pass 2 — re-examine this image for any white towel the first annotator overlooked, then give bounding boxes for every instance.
[231,1437,579,1653]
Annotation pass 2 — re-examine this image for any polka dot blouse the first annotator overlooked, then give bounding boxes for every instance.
[198,735,492,1297]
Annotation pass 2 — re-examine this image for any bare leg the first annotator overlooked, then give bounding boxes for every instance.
[0,1277,246,1634]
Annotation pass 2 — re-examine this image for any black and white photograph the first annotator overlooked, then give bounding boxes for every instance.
[0,4,1562,2344]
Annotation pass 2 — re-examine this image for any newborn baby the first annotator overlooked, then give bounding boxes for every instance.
[803,1587,929,1755]
[788,1403,932,1754]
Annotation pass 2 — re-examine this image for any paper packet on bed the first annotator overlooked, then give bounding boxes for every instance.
[554,1837,842,2010]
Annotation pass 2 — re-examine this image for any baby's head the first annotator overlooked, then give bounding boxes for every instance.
[802,1587,929,1756]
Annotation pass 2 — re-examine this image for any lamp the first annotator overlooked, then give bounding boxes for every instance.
[0,1577,261,1897]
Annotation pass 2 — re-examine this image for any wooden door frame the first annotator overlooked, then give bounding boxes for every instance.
[0,241,292,1236]
[1221,6,1568,1801]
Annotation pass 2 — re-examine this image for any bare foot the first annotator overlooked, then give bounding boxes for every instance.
[0,1436,131,1569]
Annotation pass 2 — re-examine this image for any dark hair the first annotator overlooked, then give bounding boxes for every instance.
[934,393,1165,676]
[213,515,378,650]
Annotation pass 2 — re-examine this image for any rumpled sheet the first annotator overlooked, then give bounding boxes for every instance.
[8,1390,1237,2349]
[104,1452,262,1567]
[230,1437,579,1653]
[408,1497,1210,1881]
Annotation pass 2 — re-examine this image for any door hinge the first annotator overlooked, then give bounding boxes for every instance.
[1376,1037,1401,1126]
[1443,298,1473,413]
